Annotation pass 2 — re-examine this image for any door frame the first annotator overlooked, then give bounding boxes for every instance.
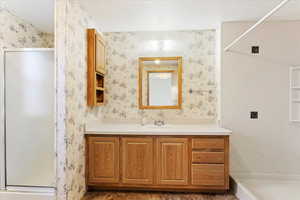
[0,48,55,191]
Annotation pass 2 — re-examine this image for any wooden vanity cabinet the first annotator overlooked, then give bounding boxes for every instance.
[122,137,154,185]
[157,138,188,185]
[86,135,229,192]
[86,136,119,183]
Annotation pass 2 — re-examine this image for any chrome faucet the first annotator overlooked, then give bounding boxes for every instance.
[154,120,165,127]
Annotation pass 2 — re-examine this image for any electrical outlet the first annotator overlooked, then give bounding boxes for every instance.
[250,111,258,119]
[252,46,259,54]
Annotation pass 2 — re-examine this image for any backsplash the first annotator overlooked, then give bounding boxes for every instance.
[102,31,217,123]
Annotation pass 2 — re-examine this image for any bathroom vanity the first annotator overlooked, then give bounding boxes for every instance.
[85,124,231,192]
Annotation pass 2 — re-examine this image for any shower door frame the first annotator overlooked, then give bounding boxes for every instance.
[0,48,56,192]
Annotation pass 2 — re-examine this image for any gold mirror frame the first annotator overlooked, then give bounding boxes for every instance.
[138,57,182,109]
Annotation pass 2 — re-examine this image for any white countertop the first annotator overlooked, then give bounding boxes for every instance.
[85,122,232,136]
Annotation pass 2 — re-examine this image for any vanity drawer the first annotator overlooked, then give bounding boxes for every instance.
[191,164,225,186]
[192,138,224,150]
[192,152,224,164]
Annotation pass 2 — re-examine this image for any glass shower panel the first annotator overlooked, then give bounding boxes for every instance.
[5,50,54,187]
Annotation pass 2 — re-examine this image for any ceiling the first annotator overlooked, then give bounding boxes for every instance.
[2,0,299,33]
[81,0,300,32]
[3,0,54,33]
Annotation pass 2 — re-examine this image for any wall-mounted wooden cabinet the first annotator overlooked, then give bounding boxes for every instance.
[86,135,230,192]
[87,28,106,106]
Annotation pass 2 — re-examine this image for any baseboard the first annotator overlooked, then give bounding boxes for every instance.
[0,189,55,200]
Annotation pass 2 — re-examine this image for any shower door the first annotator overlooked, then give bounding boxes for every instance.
[4,49,55,187]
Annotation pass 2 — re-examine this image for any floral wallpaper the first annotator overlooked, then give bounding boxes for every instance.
[40,32,55,48]
[102,31,218,123]
[55,0,68,199]
[55,0,102,199]
[64,2,102,199]
[0,8,54,49]
[56,1,218,200]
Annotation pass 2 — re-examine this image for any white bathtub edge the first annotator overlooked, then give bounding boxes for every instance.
[231,177,258,200]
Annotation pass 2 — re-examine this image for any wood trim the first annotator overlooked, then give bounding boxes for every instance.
[178,57,183,109]
[147,70,175,73]
[138,57,182,110]
[85,135,89,191]
[88,185,228,193]
[188,137,192,186]
[224,136,230,189]
[153,136,158,185]
[87,29,96,106]
[139,105,181,110]
[138,58,143,109]
[139,56,182,61]
[87,28,106,106]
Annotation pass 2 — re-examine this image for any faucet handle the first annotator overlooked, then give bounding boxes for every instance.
[154,120,165,127]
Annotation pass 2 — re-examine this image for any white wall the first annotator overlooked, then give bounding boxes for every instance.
[221,21,300,178]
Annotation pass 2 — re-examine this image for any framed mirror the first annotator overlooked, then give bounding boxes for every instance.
[138,57,182,109]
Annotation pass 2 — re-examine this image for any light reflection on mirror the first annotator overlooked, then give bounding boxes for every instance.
[148,72,176,106]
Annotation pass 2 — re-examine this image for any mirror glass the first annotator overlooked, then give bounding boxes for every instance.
[139,57,182,109]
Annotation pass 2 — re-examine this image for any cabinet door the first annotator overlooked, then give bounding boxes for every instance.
[87,137,119,183]
[95,34,105,74]
[122,137,154,184]
[157,138,189,185]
